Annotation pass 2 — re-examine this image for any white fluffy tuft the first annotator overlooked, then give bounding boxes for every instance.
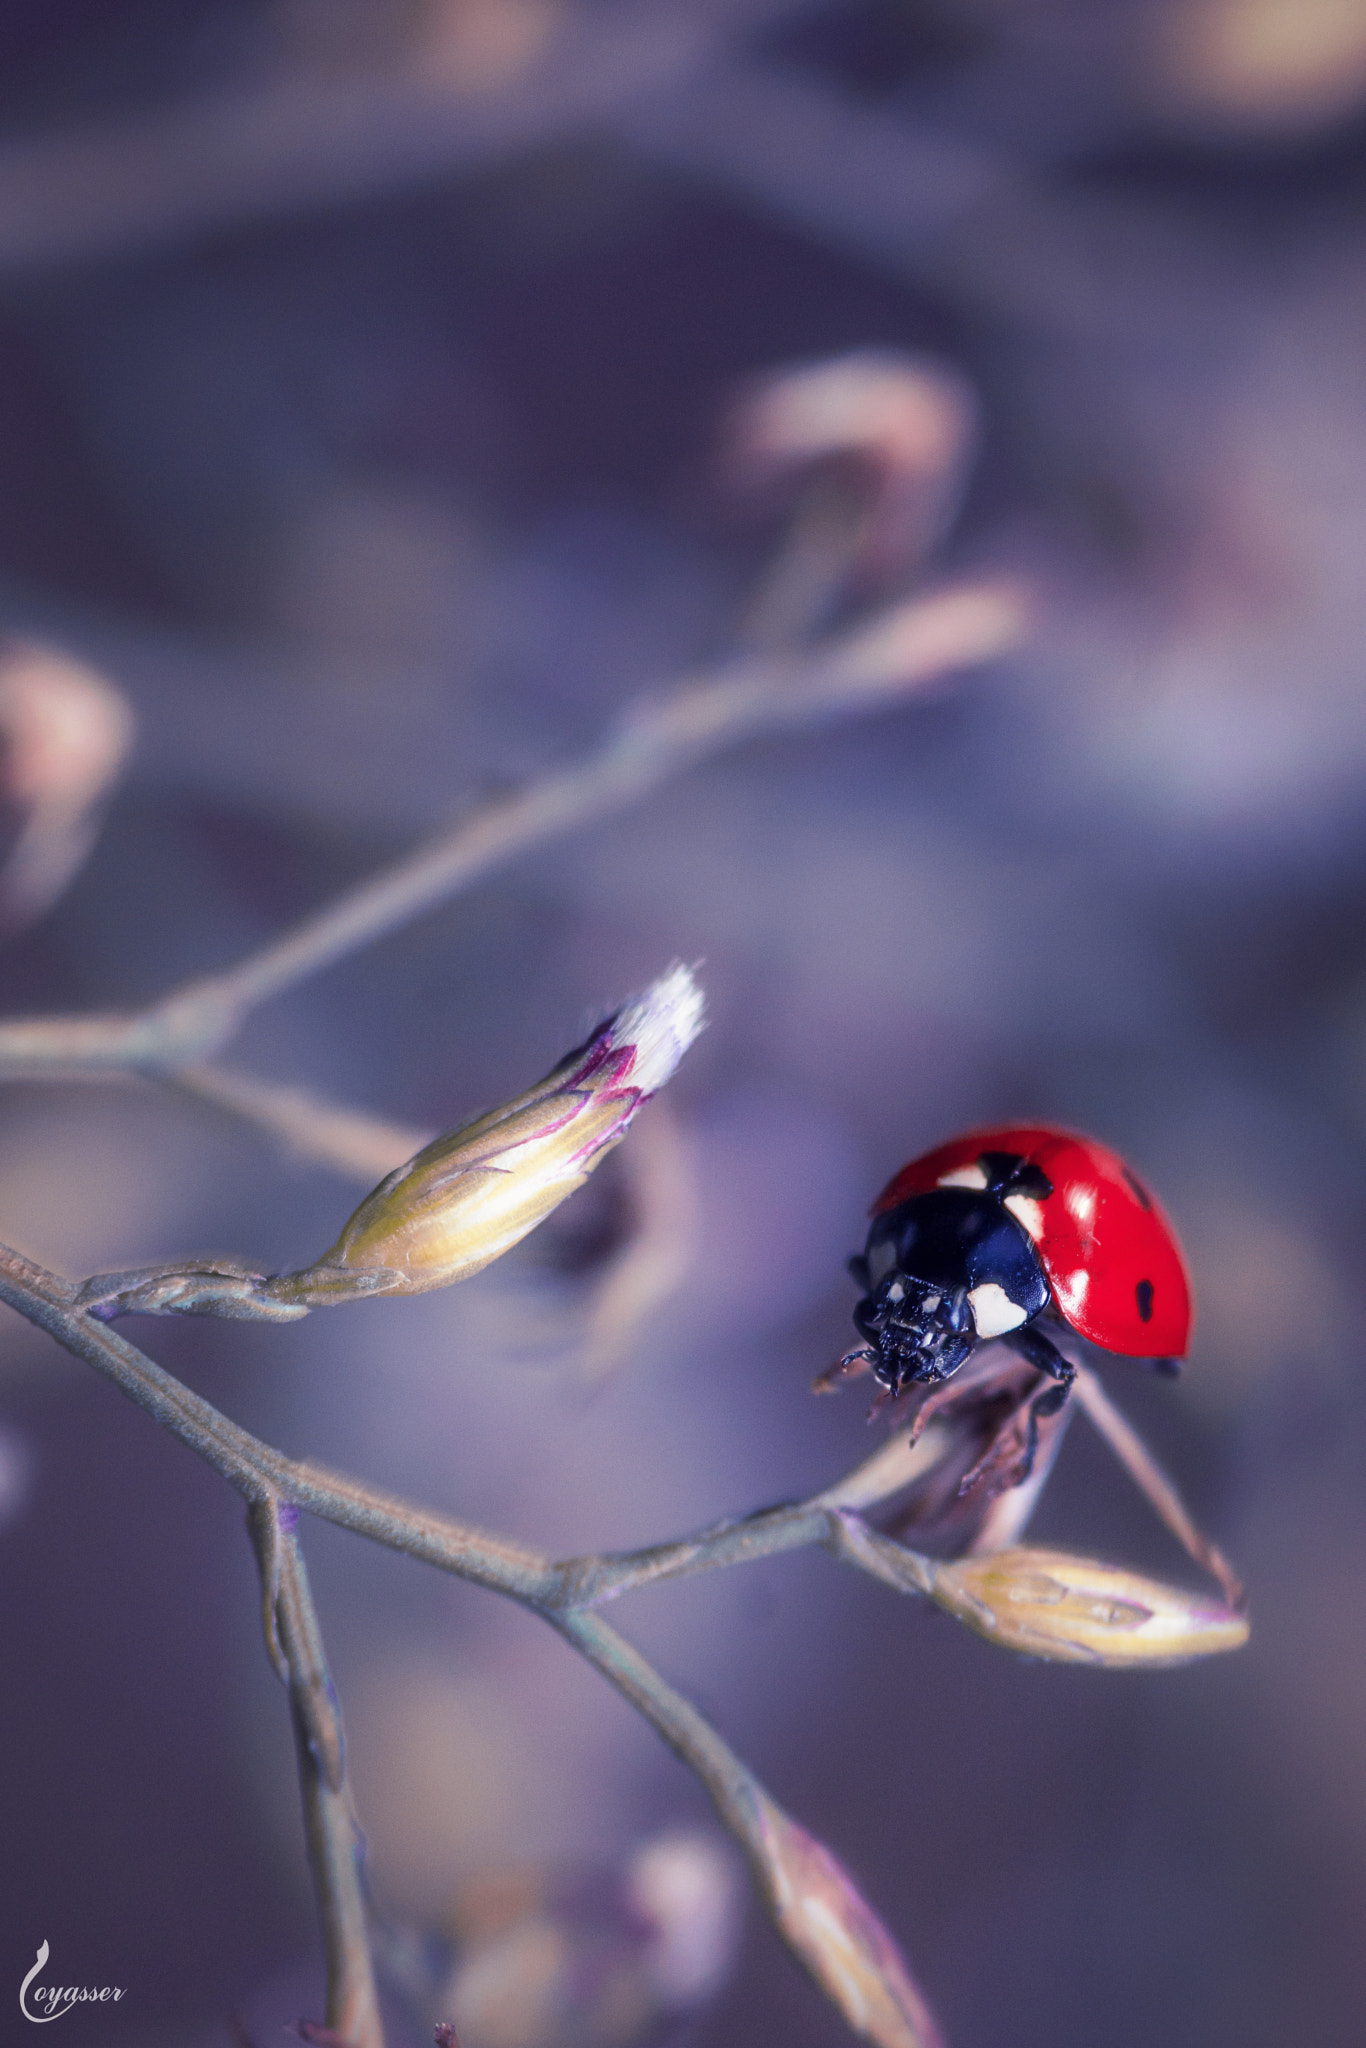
[609,962,706,1095]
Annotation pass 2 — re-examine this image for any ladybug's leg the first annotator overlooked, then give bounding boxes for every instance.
[1008,1321,1074,1388]
[1005,1324,1076,1484]
[812,1346,876,1393]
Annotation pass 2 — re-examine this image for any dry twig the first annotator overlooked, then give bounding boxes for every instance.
[0,1234,1244,2046]
[0,0,816,275]
[0,576,1028,1090]
[1073,1364,1245,1608]
[248,1498,384,2048]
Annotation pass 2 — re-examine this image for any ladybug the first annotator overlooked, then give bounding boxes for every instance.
[843,1125,1192,1450]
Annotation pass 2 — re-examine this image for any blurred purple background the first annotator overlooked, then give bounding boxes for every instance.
[2,3,1366,2043]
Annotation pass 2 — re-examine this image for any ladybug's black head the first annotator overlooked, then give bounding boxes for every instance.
[849,1177,1053,1396]
[849,1270,976,1393]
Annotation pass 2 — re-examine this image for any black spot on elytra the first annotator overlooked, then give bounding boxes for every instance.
[1135,1278,1154,1322]
[1122,1167,1153,1210]
[978,1152,1053,1200]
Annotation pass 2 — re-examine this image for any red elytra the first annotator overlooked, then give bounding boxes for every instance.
[872,1124,1193,1359]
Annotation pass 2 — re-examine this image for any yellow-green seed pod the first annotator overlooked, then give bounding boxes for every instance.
[269,964,704,1308]
[926,1547,1249,1667]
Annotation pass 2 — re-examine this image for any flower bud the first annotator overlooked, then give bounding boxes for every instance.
[271,965,704,1307]
[744,1792,945,2048]
[433,1832,741,2048]
[0,640,132,931]
[725,351,977,574]
[926,1547,1249,1667]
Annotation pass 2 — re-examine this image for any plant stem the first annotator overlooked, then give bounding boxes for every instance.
[1072,1365,1244,1608]
[248,1499,384,2048]
[0,1240,933,1606]
[551,1607,767,1841]
[0,578,1027,1078]
[0,1237,1236,2048]
[0,1236,937,2045]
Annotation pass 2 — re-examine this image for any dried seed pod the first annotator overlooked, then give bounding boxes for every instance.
[926,1547,1249,1667]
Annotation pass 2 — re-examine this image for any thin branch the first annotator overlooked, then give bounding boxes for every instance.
[1072,1366,1245,1609]
[248,1498,384,2048]
[0,1241,552,1597]
[552,1607,944,2048]
[546,1420,962,1606]
[0,1235,951,2045]
[0,1237,926,1608]
[574,1098,698,1385]
[553,1604,771,1845]
[0,1238,1241,2046]
[0,577,1029,1079]
[0,0,809,276]
[551,1500,836,1608]
[733,472,872,654]
[168,1064,428,1183]
[0,1236,959,1609]
[0,1240,1241,1623]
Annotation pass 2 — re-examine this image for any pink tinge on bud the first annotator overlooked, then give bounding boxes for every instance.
[544,962,706,1171]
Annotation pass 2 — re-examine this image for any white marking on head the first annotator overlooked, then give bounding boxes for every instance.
[923,1293,940,1313]
[939,1164,987,1191]
[886,1280,905,1303]
[1003,1192,1046,1241]
[968,1282,1030,1337]
[867,1239,897,1286]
